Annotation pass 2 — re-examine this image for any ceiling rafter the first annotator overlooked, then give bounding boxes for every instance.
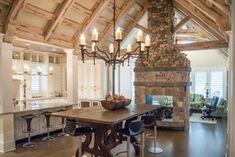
[44,0,75,41]
[73,0,111,47]
[24,3,54,20]
[24,3,82,30]
[173,0,226,41]
[177,40,228,51]
[121,3,148,44]
[186,0,230,33]
[0,0,11,6]
[135,24,148,33]
[206,0,230,16]
[173,16,191,34]
[99,0,136,47]
[16,26,73,48]
[186,0,223,22]
[72,2,92,15]
[175,32,210,41]
[4,0,28,42]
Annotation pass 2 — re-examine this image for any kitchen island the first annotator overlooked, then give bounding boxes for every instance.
[0,98,78,140]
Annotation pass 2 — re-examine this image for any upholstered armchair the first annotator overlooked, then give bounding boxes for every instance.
[190,94,205,111]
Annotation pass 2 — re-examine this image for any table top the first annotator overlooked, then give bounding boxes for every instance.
[52,104,158,125]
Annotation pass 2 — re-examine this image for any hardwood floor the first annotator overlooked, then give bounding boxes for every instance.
[0,119,227,157]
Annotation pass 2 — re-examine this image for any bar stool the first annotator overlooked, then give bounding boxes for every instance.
[57,109,69,137]
[65,119,93,157]
[141,112,163,154]
[22,114,36,148]
[116,120,145,157]
[41,111,55,141]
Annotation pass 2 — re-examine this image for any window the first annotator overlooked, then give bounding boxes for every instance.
[31,67,41,96]
[210,70,224,97]
[194,71,208,96]
[190,69,226,98]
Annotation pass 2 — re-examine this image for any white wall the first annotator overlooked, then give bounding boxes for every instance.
[114,59,136,99]
[184,49,228,69]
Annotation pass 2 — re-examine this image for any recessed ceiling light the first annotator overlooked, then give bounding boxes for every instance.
[52,48,56,51]
[25,43,30,46]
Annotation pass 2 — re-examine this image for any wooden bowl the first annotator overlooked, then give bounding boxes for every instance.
[101,99,131,111]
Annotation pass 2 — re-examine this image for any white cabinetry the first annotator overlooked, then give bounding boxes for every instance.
[77,60,105,100]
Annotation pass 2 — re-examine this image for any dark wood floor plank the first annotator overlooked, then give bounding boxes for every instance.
[0,119,227,157]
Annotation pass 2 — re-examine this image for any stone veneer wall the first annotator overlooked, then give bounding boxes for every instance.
[134,0,191,129]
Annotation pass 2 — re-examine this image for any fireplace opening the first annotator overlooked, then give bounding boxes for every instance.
[146,95,174,119]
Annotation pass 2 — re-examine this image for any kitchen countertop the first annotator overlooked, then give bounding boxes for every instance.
[0,102,76,116]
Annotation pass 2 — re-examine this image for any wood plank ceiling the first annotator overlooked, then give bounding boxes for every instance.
[0,0,231,53]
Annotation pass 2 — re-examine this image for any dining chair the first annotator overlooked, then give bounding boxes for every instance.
[116,120,145,157]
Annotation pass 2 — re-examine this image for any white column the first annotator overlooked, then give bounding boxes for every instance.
[65,49,78,104]
[0,33,15,152]
[228,0,235,156]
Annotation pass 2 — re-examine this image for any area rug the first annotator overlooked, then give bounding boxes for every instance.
[190,113,217,124]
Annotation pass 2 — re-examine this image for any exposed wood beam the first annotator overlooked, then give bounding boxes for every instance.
[0,0,11,6]
[24,3,54,20]
[173,16,191,34]
[121,4,148,44]
[73,0,110,47]
[24,3,82,30]
[99,0,136,46]
[176,37,208,43]
[173,0,225,41]
[15,27,73,48]
[4,0,28,42]
[206,0,230,16]
[186,0,223,22]
[186,0,229,32]
[135,24,148,33]
[176,40,228,51]
[72,2,92,15]
[175,32,210,40]
[224,0,231,5]
[44,0,75,41]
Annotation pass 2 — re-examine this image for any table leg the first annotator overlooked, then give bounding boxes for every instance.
[93,126,112,157]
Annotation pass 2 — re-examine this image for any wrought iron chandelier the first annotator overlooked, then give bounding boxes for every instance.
[78,0,151,68]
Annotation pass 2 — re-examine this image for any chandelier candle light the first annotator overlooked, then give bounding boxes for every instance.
[78,0,151,68]
[78,0,151,95]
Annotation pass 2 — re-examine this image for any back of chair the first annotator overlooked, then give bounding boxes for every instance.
[141,112,156,127]
[65,119,77,136]
[128,120,144,136]
[211,96,219,110]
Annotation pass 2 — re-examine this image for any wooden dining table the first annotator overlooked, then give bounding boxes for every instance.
[52,103,158,157]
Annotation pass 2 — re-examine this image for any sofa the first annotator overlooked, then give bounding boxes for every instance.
[189,94,227,117]
[190,94,205,113]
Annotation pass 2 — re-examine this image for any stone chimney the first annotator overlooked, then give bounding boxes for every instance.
[134,0,191,129]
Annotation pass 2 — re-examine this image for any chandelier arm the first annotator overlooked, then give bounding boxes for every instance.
[95,53,109,62]
[82,50,94,58]
[96,47,111,60]
[120,55,131,63]
[118,53,129,61]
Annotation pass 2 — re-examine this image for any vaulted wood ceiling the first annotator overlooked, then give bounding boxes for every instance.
[0,0,231,54]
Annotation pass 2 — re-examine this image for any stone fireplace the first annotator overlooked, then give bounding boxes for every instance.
[134,0,191,129]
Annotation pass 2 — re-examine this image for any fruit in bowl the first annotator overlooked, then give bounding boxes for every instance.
[101,95,131,110]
